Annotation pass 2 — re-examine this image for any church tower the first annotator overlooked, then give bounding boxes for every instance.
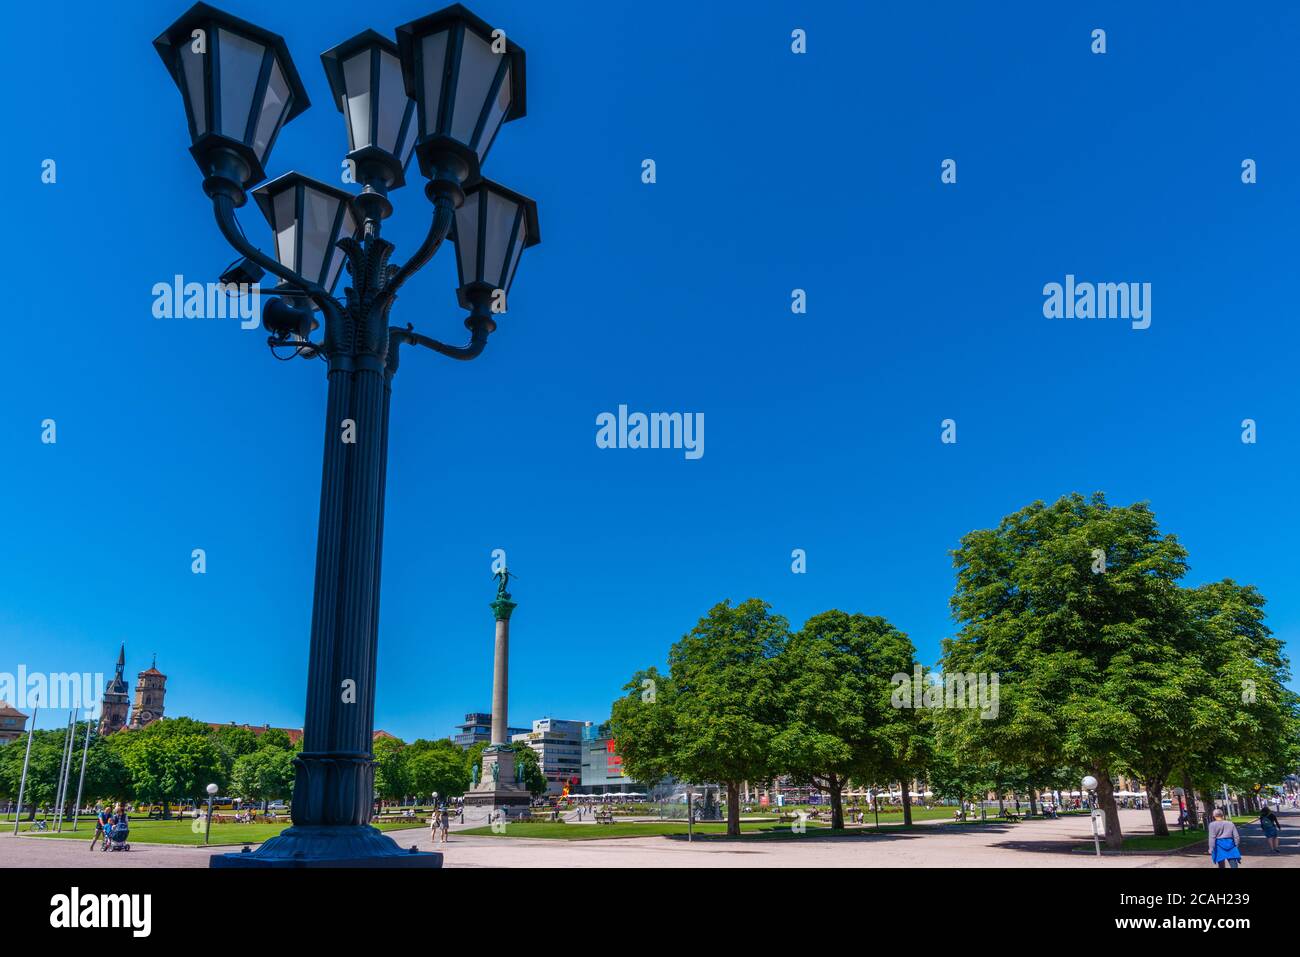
[98,644,130,736]
[128,654,167,729]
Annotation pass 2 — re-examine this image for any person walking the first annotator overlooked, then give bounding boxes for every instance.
[429,806,440,847]
[1208,808,1242,869]
[438,804,450,846]
[91,804,110,851]
[1258,801,1282,853]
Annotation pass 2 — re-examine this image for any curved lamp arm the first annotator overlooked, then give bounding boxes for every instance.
[212,193,345,341]
[390,319,492,362]
[372,193,456,314]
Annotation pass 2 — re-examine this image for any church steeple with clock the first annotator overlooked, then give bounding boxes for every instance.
[127,654,167,729]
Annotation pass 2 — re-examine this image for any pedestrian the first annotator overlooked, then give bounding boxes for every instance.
[91,804,109,851]
[439,804,450,845]
[1208,808,1242,869]
[1258,801,1282,854]
[429,806,439,846]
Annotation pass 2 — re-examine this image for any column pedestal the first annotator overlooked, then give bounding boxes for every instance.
[461,745,532,824]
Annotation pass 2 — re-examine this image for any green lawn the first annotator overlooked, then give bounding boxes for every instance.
[15,817,426,846]
[459,819,857,841]
[1117,816,1255,853]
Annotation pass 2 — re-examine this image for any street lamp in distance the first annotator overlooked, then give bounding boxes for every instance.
[205,783,219,845]
[1081,775,1100,857]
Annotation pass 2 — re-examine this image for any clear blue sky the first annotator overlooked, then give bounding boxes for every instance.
[5,0,1298,738]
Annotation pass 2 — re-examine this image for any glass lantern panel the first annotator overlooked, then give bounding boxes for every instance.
[475,64,510,160]
[482,191,519,289]
[377,49,405,154]
[252,59,290,160]
[324,206,358,292]
[343,51,372,151]
[179,41,207,136]
[217,29,265,141]
[301,188,341,286]
[503,213,527,293]
[419,31,449,136]
[272,188,298,271]
[397,103,418,168]
[450,29,498,144]
[454,191,481,286]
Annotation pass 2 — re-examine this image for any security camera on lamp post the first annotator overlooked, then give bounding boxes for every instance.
[154,1,541,867]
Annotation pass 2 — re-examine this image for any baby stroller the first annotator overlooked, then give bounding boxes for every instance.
[106,821,131,852]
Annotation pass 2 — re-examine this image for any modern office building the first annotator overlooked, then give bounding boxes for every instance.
[512,717,585,795]
[579,721,640,795]
[453,712,529,750]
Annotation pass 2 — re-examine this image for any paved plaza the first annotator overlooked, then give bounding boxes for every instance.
[3,808,1294,869]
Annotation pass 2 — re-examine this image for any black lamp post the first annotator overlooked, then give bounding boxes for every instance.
[155,2,540,868]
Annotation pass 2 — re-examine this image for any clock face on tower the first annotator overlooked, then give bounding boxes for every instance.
[137,711,153,723]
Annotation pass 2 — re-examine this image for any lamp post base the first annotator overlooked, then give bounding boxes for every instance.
[209,824,442,868]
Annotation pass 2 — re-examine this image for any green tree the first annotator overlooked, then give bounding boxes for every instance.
[372,736,409,805]
[1176,580,1298,822]
[210,725,259,775]
[407,741,470,801]
[229,747,295,808]
[943,492,1190,848]
[771,610,915,829]
[0,729,73,818]
[608,667,675,787]
[610,599,787,836]
[114,719,224,817]
[258,728,293,752]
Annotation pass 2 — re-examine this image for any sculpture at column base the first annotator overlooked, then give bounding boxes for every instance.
[210,824,443,868]
[461,744,532,824]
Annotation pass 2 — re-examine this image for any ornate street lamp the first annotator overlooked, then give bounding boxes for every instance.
[321,30,419,196]
[154,2,541,868]
[396,4,526,195]
[251,172,359,339]
[450,178,540,314]
[153,2,310,188]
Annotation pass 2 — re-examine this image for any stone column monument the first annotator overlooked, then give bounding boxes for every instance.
[462,568,532,823]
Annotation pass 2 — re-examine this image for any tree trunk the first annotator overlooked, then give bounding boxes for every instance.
[828,776,844,830]
[1094,765,1123,849]
[1181,774,1199,828]
[726,781,741,837]
[1145,779,1168,837]
[163,799,171,821]
[900,780,913,826]
[1029,788,1038,816]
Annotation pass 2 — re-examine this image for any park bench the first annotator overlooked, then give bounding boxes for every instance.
[594,808,616,824]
